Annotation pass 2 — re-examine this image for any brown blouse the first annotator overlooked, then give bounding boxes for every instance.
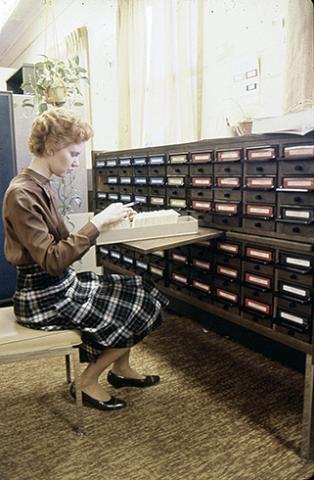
[2,168,99,276]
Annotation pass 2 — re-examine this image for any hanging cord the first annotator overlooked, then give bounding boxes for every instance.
[43,0,60,58]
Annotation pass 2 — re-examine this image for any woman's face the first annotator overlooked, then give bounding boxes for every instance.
[48,143,84,177]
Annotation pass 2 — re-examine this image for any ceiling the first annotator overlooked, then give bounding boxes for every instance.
[0,0,44,66]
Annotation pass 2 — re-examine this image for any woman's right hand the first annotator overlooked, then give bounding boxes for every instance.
[91,203,135,231]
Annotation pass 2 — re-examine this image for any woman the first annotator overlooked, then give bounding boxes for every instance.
[2,108,168,411]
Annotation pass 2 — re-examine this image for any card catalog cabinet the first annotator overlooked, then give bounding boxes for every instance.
[93,132,314,349]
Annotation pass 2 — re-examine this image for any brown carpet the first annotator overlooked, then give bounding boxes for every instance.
[0,313,313,480]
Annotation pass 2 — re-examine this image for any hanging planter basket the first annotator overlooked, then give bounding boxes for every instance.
[44,78,67,105]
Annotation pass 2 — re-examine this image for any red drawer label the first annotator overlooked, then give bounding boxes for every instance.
[216,177,241,187]
[192,177,212,187]
[244,272,271,288]
[171,253,188,263]
[216,150,241,161]
[172,273,188,284]
[215,203,238,214]
[217,289,238,303]
[244,298,271,315]
[217,265,238,279]
[282,178,314,190]
[191,152,212,163]
[218,242,240,254]
[246,177,275,188]
[192,280,211,293]
[283,145,314,158]
[192,200,211,210]
[247,147,276,160]
[246,205,274,217]
[193,259,211,270]
[245,247,273,262]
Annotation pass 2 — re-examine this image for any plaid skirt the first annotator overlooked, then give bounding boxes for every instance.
[13,264,169,362]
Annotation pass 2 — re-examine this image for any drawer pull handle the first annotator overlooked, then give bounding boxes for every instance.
[198,168,204,173]
[294,197,303,203]
[225,167,231,173]
[222,218,228,224]
[290,273,297,280]
[197,192,203,196]
[224,193,230,198]
[289,302,296,308]
[175,168,180,173]
[254,265,260,270]
[295,165,303,171]
[293,227,300,233]
[256,195,262,200]
[255,222,262,228]
[257,167,264,172]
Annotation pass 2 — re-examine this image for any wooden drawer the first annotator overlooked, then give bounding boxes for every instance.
[245,176,276,189]
[277,280,312,303]
[242,260,274,277]
[190,151,213,164]
[242,311,272,328]
[167,176,187,187]
[217,240,241,256]
[190,177,213,188]
[276,297,313,317]
[244,245,274,263]
[278,159,314,176]
[277,191,314,206]
[242,269,273,290]
[214,162,242,175]
[118,157,132,168]
[147,155,165,166]
[214,189,242,201]
[244,161,276,175]
[120,185,133,194]
[167,164,189,175]
[280,176,314,190]
[149,186,166,197]
[244,190,276,203]
[187,210,213,227]
[107,192,120,202]
[149,196,166,207]
[242,288,273,317]
[215,176,241,188]
[276,222,314,238]
[215,253,241,269]
[215,262,240,282]
[278,252,314,275]
[168,153,189,164]
[243,218,276,233]
[134,165,148,176]
[166,186,187,198]
[190,188,213,201]
[119,166,133,176]
[134,186,149,196]
[245,204,275,219]
[148,165,166,176]
[212,214,242,228]
[190,163,213,175]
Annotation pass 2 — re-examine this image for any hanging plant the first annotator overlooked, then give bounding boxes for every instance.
[21,54,89,114]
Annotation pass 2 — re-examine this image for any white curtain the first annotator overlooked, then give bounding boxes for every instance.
[117,0,313,149]
[118,0,198,149]
[283,0,314,113]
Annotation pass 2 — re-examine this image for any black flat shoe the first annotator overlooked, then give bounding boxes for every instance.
[107,371,160,389]
[70,383,127,411]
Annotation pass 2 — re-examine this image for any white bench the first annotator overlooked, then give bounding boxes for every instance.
[0,306,84,433]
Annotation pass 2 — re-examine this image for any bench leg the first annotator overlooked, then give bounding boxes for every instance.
[301,353,314,461]
[72,347,84,435]
[65,354,71,384]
